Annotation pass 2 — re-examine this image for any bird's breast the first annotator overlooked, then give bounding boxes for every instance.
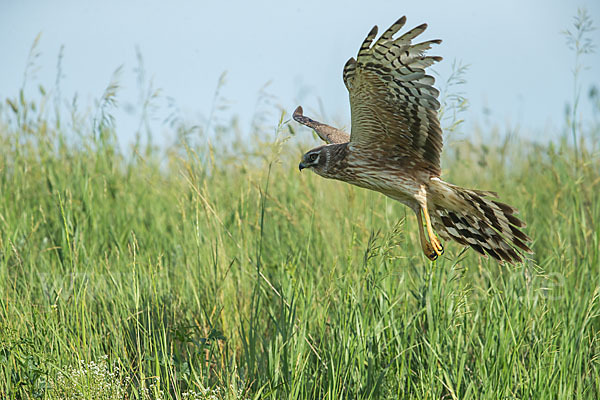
[333,149,419,197]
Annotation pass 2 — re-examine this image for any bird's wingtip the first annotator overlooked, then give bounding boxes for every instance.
[293,106,304,121]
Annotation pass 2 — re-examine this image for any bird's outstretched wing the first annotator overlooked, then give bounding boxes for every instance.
[293,106,350,144]
[343,16,444,176]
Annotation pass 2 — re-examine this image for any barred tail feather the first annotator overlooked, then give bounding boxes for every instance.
[429,178,532,264]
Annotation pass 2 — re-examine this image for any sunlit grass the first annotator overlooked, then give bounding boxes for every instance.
[1,81,599,398]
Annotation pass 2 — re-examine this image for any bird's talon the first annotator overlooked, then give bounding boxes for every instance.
[429,235,444,256]
[422,241,438,261]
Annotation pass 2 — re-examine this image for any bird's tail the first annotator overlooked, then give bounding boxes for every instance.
[428,178,532,264]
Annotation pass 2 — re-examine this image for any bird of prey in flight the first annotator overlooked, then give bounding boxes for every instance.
[295,16,532,263]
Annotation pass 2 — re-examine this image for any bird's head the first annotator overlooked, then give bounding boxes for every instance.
[299,145,330,176]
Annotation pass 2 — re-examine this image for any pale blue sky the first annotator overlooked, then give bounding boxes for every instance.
[1,0,599,144]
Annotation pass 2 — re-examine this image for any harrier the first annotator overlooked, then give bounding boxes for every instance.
[295,16,532,264]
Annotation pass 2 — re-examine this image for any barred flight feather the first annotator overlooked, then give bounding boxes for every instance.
[345,16,444,176]
[431,181,532,264]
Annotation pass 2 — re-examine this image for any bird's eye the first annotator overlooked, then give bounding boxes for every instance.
[309,153,318,162]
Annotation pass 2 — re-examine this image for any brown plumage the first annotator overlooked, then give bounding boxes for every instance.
[295,16,532,264]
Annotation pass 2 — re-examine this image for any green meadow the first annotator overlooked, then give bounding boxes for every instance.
[1,16,600,400]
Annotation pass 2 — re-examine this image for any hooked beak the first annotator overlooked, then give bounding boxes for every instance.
[298,162,306,171]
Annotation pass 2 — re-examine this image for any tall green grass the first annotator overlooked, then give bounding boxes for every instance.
[1,13,600,400]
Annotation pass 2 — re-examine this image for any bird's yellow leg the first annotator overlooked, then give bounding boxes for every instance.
[421,205,444,257]
[416,209,438,261]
